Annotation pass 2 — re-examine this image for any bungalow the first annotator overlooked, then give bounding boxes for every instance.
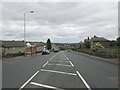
[2,40,45,57]
[2,40,25,57]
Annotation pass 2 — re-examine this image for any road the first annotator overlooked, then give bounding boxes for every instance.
[2,51,118,89]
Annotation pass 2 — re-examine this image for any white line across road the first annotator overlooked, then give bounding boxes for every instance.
[41,69,77,76]
[30,82,64,90]
[76,71,92,90]
[47,63,72,67]
[49,60,70,63]
[19,71,39,90]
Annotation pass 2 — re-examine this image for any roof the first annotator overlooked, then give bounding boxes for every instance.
[28,42,45,47]
[90,36,109,42]
[2,41,24,48]
[2,40,45,48]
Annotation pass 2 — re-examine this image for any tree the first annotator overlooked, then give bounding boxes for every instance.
[110,40,116,47]
[84,37,90,48]
[84,41,90,48]
[46,38,51,50]
[117,37,120,46]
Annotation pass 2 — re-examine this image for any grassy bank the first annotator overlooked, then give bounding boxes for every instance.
[73,47,118,59]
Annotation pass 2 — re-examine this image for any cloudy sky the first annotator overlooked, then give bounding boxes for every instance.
[2,2,118,43]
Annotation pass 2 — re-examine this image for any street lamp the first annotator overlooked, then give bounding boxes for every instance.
[24,11,34,56]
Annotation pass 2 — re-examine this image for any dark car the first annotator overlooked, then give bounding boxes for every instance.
[42,50,50,55]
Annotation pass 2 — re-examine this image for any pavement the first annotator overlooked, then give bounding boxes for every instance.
[2,51,118,89]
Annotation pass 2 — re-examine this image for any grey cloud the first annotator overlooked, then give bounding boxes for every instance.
[2,2,118,43]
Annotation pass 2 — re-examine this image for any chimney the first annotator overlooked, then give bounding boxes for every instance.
[94,36,97,38]
[88,37,89,40]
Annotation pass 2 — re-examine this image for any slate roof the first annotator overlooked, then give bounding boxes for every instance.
[2,41,24,48]
[90,37,109,42]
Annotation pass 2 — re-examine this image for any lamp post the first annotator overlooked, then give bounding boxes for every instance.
[24,11,34,56]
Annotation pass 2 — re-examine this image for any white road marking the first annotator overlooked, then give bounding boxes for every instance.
[19,71,39,90]
[50,58,52,60]
[76,71,92,90]
[47,63,72,67]
[41,69,77,76]
[64,54,69,60]
[64,54,67,58]
[66,57,69,60]
[30,82,64,90]
[43,54,57,67]
[50,60,70,62]
[69,61,74,67]
[52,54,56,58]
[42,61,49,67]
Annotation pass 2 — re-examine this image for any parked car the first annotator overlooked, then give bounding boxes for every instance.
[53,49,59,53]
[42,50,50,55]
[67,49,71,52]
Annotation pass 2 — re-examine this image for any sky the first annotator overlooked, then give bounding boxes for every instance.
[1,1,118,43]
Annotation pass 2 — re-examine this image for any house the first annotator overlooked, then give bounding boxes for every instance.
[90,36,110,48]
[52,44,59,50]
[2,40,45,57]
[2,40,25,56]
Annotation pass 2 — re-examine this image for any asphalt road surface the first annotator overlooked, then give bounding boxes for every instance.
[2,51,118,89]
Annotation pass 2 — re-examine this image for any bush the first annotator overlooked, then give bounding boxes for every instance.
[91,42,104,52]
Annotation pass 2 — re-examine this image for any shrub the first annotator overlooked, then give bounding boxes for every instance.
[91,42,104,52]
